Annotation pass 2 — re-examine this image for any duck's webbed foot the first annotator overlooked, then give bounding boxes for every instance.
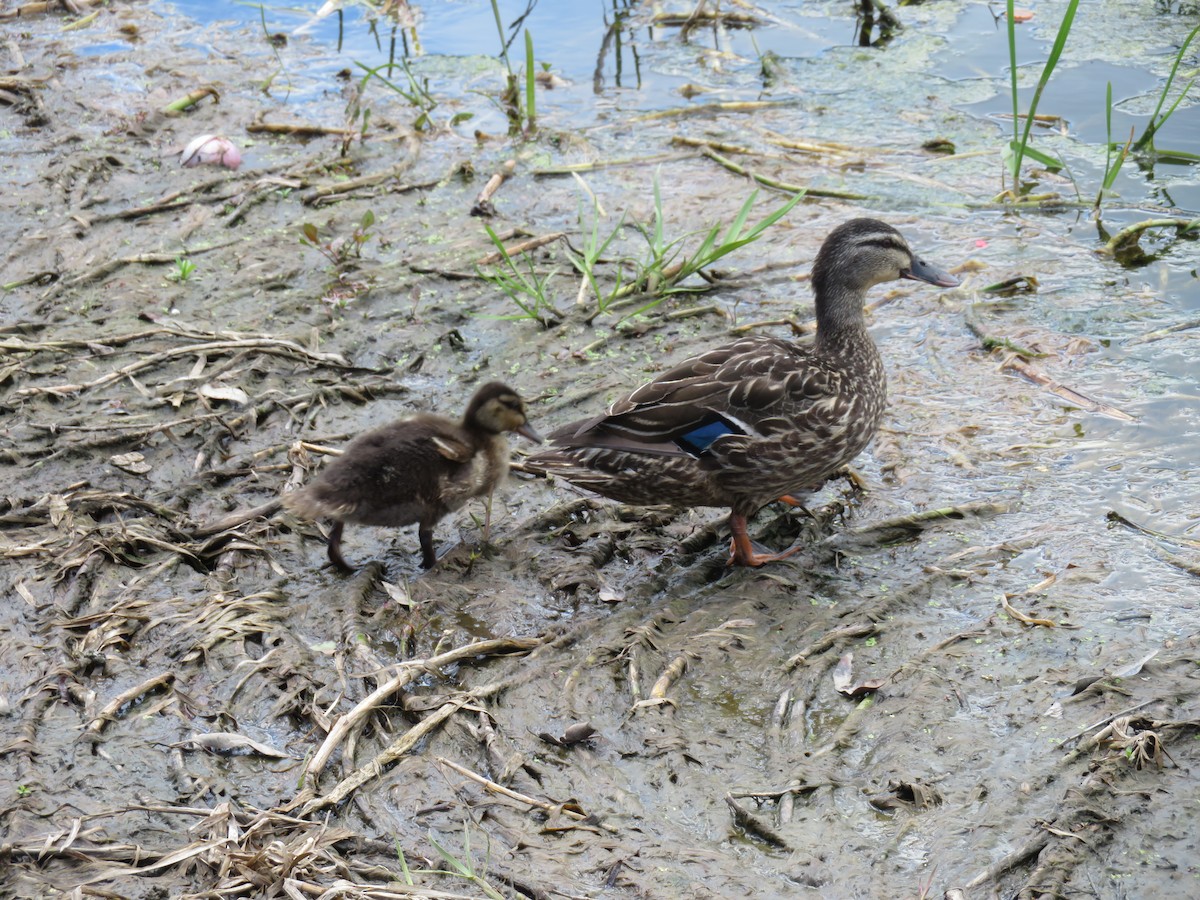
[726,513,805,567]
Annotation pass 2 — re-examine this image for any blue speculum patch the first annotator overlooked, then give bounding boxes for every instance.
[676,417,742,455]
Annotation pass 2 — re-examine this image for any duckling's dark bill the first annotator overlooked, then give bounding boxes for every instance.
[517,423,545,443]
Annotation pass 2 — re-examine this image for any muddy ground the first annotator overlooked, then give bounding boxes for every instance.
[2,2,1199,899]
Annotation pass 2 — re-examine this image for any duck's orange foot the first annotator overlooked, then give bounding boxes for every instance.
[726,513,805,567]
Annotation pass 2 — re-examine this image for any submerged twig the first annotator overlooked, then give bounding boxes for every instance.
[997,354,1135,421]
[965,833,1052,888]
[298,672,541,816]
[1106,510,1200,551]
[725,794,791,849]
[967,316,1136,421]
[825,500,1010,550]
[303,155,421,205]
[532,151,696,175]
[784,624,878,672]
[477,232,565,266]
[632,653,688,711]
[1000,595,1057,628]
[83,673,175,737]
[438,757,616,832]
[162,86,220,114]
[1099,217,1198,255]
[700,146,869,200]
[470,159,516,217]
[1125,316,1200,345]
[631,99,800,122]
[193,499,284,538]
[246,120,353,137]
[38,240,242,303]
[670,135,785,159]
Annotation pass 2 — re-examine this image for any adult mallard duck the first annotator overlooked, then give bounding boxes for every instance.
[525,218,959,566]
[284,381,542,571]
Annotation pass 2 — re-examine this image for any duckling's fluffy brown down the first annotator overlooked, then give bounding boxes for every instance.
[283,381,540,571]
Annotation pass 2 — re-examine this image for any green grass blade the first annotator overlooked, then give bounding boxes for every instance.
[1101,80,1115,199]
[684,191,803,276]
[394,841,415,885]
[1008,0,1079,181]
[489,0,511,74]
[1146,75,1197,152]
[719,190,758,246]
[652,176,665,251]
[1134,23,1199,151]
[689,224,721,264]
[1152,148,1200,164]
[525,30,536,129]
[1006,0,1020,165]
[739,190,803,240]
[483,224,514,264]
[355,61,419,106]
[617,295,668,322]
[428,834,473,876]
[1012,142,1062,170]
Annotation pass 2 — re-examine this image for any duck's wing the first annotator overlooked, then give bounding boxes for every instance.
[551,336,832,458]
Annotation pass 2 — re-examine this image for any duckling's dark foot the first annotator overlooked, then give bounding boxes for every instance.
[418,524,437,569]
[326,521,356,573]
[727,513,804,567]
[480,490,495,543]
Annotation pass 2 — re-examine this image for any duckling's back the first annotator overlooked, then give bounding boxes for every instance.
[284,414,488,528]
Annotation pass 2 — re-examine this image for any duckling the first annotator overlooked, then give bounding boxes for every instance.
[284,382,542,571]
[524,218,959,566]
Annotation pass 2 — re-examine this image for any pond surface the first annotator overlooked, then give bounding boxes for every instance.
[2,1,1198,899]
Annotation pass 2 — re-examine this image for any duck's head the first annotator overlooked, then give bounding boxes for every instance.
[465,382,543,442]
[812,218,960,296]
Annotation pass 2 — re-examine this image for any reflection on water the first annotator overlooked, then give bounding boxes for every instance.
[164,0,856,115]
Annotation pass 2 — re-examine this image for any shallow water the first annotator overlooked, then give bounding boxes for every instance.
[2,1,1199,898]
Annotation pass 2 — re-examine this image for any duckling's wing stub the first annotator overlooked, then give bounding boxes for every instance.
[432,435,474,462]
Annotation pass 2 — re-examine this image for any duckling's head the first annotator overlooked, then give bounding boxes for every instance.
[464,382,543,442]
[812,218,959,297]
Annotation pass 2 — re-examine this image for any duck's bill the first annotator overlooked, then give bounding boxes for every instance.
[903,256,960,287]
[517,423,545,443]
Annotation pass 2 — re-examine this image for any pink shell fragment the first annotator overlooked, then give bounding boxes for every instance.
[180,134,242,170]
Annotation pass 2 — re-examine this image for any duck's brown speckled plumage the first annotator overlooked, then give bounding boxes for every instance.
[284,381,541,571]
[525,219,959,566]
